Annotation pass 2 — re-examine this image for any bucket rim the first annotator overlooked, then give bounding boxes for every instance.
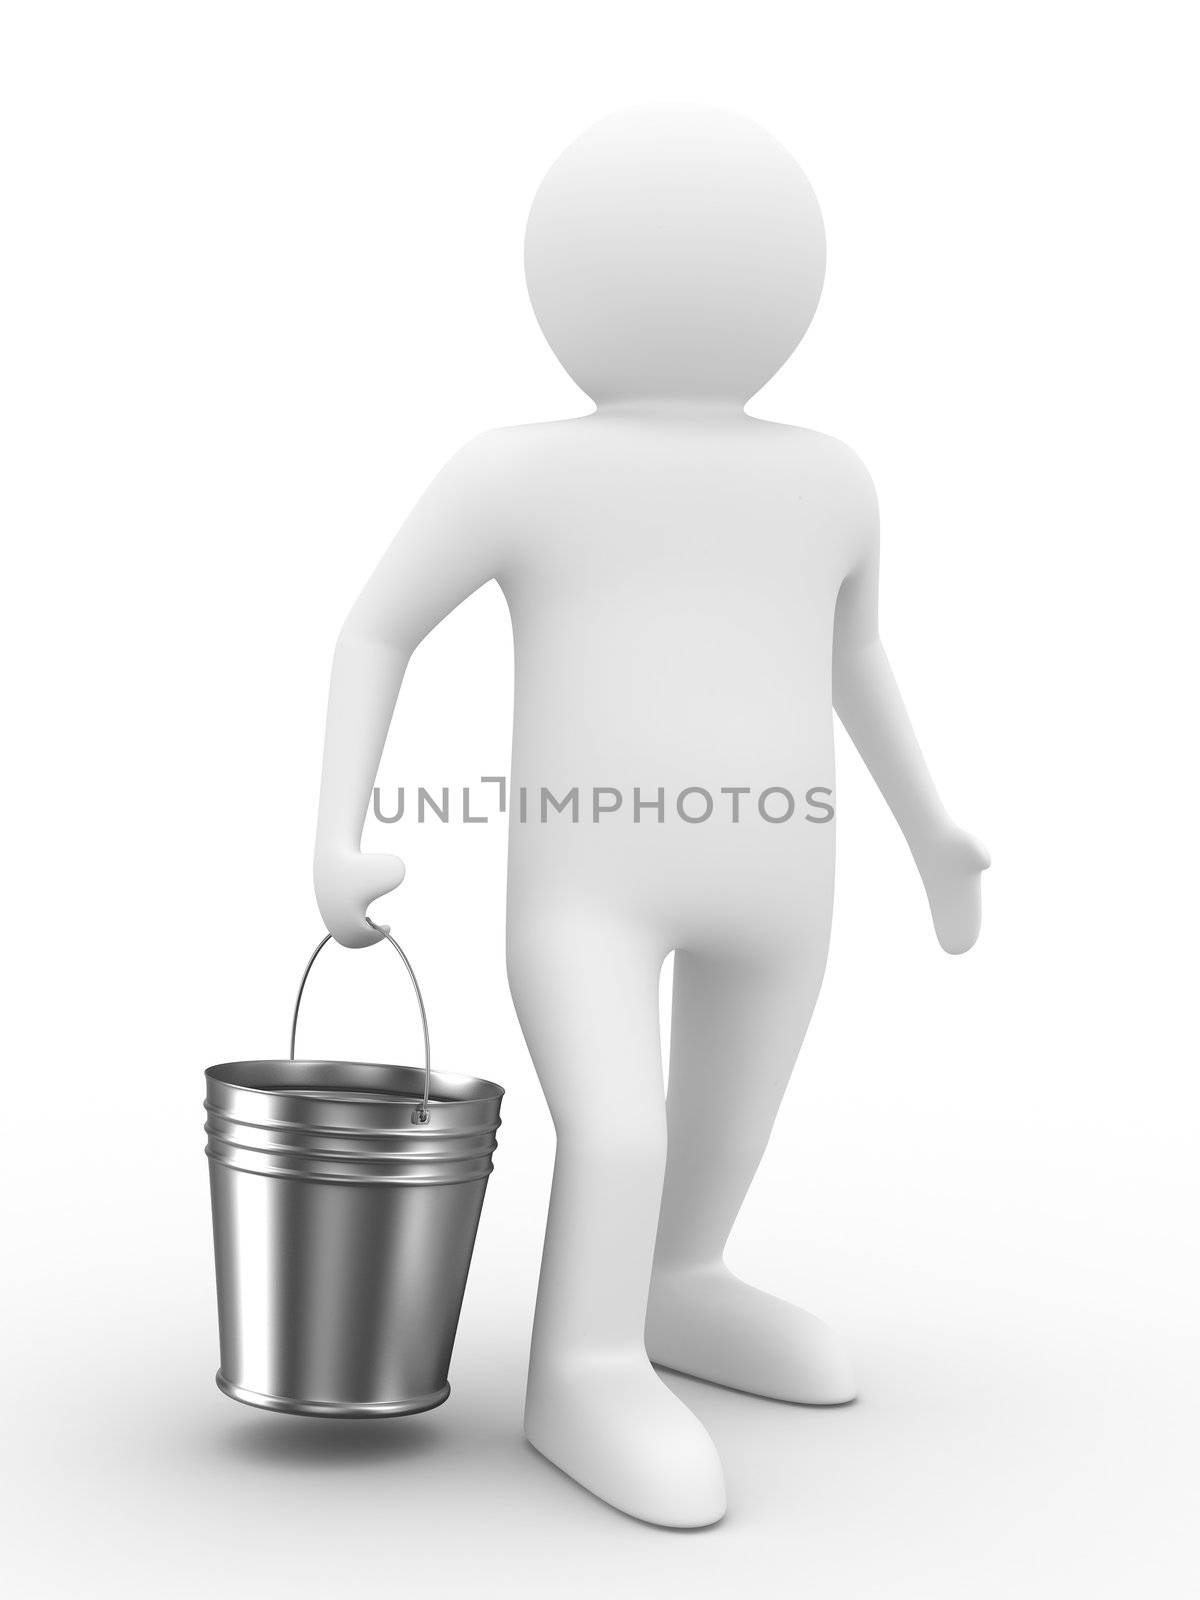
[205,1056,505,1105]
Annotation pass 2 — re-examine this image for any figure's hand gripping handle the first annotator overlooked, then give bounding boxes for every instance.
[314,847,406,948]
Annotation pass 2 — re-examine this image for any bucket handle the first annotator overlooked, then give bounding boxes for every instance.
[289,919,433,1125]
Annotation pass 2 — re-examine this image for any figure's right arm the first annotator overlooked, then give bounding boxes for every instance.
[314,435,504,946]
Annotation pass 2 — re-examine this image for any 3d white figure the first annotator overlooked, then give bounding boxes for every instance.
[314,106,988,1527]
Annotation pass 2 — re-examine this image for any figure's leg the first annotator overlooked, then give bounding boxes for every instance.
[646,944,856,1404]
[507,902,725,1528]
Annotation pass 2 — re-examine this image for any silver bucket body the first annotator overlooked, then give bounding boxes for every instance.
[205,1056,503,1417]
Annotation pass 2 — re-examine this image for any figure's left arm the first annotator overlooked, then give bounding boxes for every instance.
[831,466,989,954]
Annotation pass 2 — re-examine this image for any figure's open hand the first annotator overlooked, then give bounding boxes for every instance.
[313,848,406,948]
[919,828,990,954]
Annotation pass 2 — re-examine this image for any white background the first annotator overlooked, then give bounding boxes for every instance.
[2,2,1197,1595]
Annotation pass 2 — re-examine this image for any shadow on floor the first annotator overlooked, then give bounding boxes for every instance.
[215,1412,444,1468]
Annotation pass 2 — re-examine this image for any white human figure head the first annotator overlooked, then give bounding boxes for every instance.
[524,105,826,408]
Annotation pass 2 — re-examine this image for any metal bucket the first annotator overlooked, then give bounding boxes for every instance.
[204,926,503,1418]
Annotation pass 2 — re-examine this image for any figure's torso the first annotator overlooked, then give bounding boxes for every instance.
[496,412,869,768]
[484,412,874,920]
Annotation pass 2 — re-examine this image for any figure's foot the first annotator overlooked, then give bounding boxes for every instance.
[646,1262,857,1405]
[524,1352,726,1528]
